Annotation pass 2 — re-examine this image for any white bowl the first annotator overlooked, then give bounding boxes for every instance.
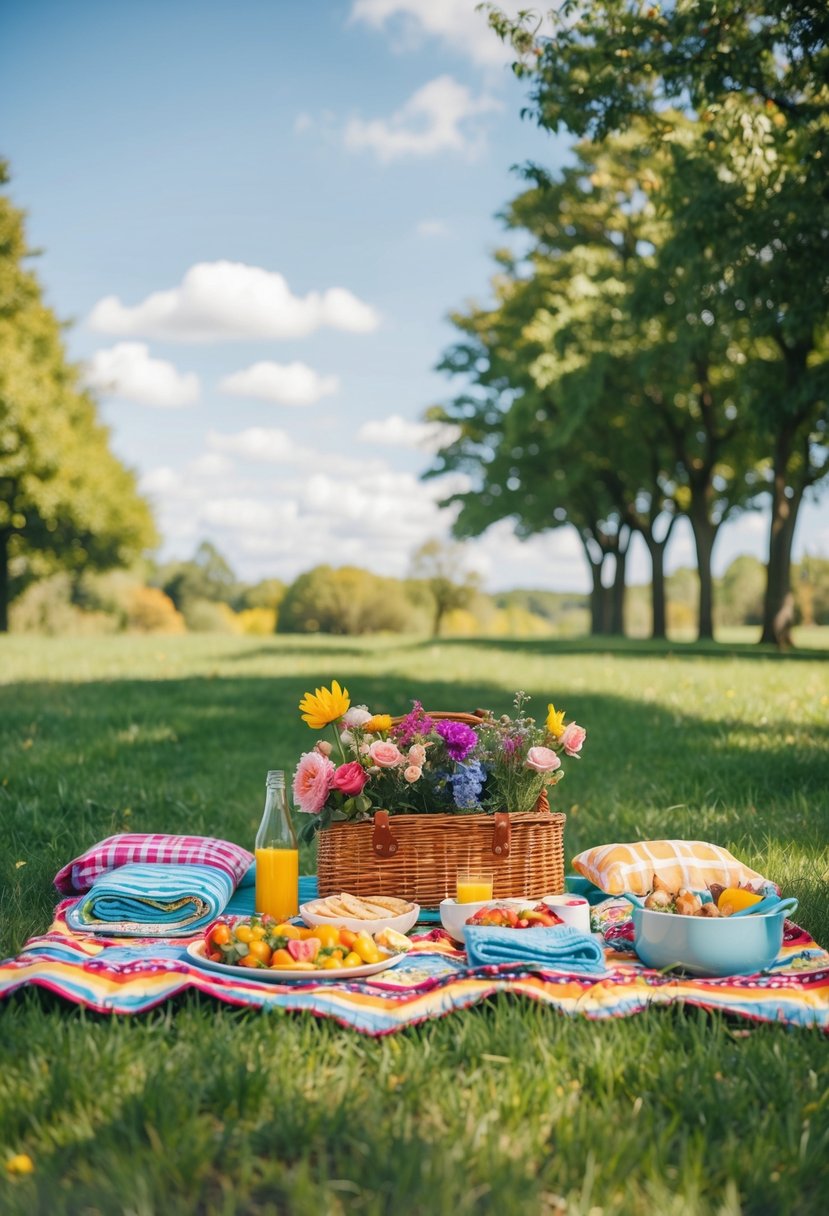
[439,897,531,943]
[299,900,419,936]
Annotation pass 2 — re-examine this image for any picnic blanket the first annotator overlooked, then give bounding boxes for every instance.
[64,863,236,937]
[2,892,828,1035]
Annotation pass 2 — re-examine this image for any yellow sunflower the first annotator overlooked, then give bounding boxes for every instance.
[364,713,392,734]
[546,703,566,738]
[299,680,350,729]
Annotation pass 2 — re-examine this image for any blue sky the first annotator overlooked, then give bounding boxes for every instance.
[2,0,826,591]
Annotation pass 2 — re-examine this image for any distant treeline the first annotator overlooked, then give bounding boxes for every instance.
[8,540,828,638]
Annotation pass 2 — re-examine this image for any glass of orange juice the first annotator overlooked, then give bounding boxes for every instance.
[456,870,494,903]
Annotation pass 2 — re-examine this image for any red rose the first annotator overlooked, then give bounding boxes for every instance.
[331,761,368,796]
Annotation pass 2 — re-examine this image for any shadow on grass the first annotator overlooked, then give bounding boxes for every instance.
[405,636,829,662]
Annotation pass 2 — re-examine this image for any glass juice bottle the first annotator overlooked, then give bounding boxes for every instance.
[255,770,299,921]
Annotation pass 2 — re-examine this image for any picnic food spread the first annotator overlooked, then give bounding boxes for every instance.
[204,913,413,971]
[642,876,766,916]
[303,892,414,920]
[465,902,564,929]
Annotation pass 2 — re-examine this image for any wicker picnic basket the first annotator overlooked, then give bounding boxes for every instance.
[315,711,566,908]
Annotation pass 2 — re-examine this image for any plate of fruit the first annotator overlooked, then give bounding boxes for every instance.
[187,914,413,982]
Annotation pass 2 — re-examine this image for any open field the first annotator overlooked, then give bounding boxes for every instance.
[1,633,828,1215]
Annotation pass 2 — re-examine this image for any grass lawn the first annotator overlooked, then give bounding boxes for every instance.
[1,632,828,1215]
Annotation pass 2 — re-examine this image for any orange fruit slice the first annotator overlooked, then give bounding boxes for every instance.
[717,887,763,914]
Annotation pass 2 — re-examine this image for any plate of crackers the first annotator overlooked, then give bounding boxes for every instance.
[300,891,420,935]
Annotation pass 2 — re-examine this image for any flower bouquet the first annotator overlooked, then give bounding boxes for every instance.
[292,683,586,843]
[292,683,582,905]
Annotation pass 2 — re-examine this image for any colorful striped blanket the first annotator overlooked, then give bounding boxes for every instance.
[2,896,827,1035]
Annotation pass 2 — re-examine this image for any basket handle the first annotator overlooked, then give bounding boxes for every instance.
[371,809,399,858]
[492,812,511,856]
[389,709,491,727]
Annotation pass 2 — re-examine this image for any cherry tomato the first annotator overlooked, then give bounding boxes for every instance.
[246,940,273,965]
[234,924,255,944]
[208,922,231,948]
[314,924,341,949]
[352,935,380,964]
[343,951,363,968]
[238,952,264,968]
[270,948,295,967]
[338,929,358,949]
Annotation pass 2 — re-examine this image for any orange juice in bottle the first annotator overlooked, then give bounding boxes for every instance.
[255,770,299,921]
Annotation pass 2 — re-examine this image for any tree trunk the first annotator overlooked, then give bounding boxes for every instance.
[760,431,806,644]
[579,537,611,636]
[688,512,719,641]
[610,539,628,636]
[0,530,8,633]
[646,537,667,639]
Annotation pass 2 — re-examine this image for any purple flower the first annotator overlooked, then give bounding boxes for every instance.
[392,701,434,747]
[502,736,521,756]
[435,719,478,762]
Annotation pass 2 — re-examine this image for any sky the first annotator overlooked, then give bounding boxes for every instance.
[1,0,826,594]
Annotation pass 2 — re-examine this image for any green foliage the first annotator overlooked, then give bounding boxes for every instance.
[0,165,157,631]
[157,540,240,611]
[487,0,829,640]
[0,634,828,1213]
[277,564,416,634]
[409,537,481,636]
[235,577,285,612]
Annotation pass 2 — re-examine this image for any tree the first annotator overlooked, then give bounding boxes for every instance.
[277,566,414,635]
[157,540,239,610]
[409,539,480,637]
[428,133,754,638]
[0,165,157,631]
[487,0,829,642]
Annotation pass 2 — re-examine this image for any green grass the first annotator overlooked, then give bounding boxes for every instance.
[1,633,828,1215]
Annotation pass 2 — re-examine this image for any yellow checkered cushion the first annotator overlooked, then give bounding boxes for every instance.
[571,840,767,896]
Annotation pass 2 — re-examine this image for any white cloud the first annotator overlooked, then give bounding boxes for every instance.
[358,413,462,451]
[207,426,297,465]
[84,342,199,407]
[219,361,339,406]
[416,218,449,237]
[350,0,515,67]
[87,261,380,342]
[344,75,501,162]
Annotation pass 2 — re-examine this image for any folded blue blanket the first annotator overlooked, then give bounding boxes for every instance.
[464,924,606,974]
[65,863,233,937]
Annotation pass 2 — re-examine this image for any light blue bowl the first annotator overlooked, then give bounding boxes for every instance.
[631,898,798,978]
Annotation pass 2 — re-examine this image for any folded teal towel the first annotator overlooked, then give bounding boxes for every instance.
[65,863,233,937]
[464,924,606,973]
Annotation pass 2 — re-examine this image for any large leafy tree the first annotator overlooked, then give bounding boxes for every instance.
[428,134,755,638]
[488,0,829,642]
[0,166,157,631]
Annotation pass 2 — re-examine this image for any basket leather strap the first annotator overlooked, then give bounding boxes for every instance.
[371,809,399,858]
[492,812,511,857]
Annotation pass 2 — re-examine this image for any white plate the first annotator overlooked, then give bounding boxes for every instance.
[299,900,419,936]
[186,939,406,983]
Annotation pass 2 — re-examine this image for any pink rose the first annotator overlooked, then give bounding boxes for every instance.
[525,746,562,774]
[369,740,404,768]
[407,744,427,766]
[292,750,335,814]
[403,765,422,784]
[561,722,586,757]
[331,761,369,796]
